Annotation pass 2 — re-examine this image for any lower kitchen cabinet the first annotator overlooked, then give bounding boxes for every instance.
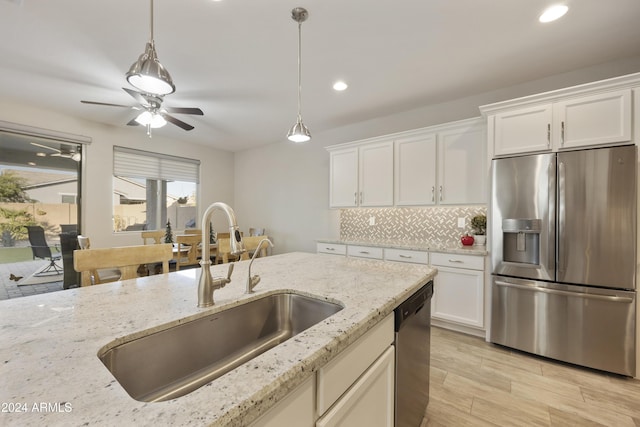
[250,376,315,427]
[250,314,395,427]
[430,253,484,335]
[316,346,395,427]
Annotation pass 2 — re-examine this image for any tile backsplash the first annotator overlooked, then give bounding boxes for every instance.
[340,206,487,246]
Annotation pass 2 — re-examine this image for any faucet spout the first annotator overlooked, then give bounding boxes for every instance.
[197,202,245,307]
[246,238,274,294]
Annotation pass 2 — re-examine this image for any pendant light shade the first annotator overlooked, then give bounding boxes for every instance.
[126,0,175,96]
[287,7,311,143]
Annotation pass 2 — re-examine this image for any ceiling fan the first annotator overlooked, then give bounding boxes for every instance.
[30,142,81,162]
[81,87,203,132]
[80,0,203,136]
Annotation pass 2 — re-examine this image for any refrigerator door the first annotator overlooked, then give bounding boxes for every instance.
[557,145,637,290]
[490,276,636,376]
[491,153,555,281]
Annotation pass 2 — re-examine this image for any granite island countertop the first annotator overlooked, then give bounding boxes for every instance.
[0,252,435,427]
[316,238,488,256]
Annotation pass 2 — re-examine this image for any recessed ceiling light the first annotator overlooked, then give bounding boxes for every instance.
[539,4,569,23]
[333,81,348,91]
[27,162,36,166]
[36,152,46,157]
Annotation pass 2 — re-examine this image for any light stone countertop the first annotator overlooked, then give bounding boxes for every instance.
[0,252,436,427]
[316,238,488,256]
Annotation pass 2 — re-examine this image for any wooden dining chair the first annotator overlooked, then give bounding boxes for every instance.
[240,235,272,261]
[141,230,165,245]
[175,234,201,270]
[183,229,202,235]
[74,244,173,286]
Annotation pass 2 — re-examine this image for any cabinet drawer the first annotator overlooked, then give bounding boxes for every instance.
[430,252,484,270]
[317,243,347,255]
[384,248,429,265]
[347,245,383,260]
[317,314,394,415]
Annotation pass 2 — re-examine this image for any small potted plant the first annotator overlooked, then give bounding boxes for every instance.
[471,214,486,246]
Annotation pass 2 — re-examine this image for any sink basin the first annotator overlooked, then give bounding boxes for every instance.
[98,292,343,402]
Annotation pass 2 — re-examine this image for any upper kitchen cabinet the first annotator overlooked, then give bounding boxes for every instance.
[437,120,487,204]
[394,133,437,205]
[481,73,640,157]
[394,118,486,206]
[328,141,394,208]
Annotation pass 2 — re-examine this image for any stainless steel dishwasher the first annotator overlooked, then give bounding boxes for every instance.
[394,281,433,427]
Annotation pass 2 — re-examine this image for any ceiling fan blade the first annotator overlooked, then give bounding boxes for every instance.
[162,113,194,131]
[30,142,61,153]
[126,118,141,126]
[81,100,132,108]
[164,107,204,116]
[122,87,151,106]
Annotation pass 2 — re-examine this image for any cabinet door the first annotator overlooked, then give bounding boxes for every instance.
[394,133,437,205]
[329,148,359,208]
[359,141,394,206]
[431,266,484,328]
[438,122,487,204]
[494,104,552,156]
[250,376,315,427]
[554,89,632,150]
[316,346,395,427]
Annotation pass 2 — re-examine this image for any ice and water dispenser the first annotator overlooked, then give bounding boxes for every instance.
[502,219,541,265]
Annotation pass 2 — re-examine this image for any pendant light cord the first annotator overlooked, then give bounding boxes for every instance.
[296,21,303,121]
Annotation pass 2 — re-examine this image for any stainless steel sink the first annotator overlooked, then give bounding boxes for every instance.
[98,292,343,402]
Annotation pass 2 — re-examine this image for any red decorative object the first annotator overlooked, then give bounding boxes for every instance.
[461,234,474,246]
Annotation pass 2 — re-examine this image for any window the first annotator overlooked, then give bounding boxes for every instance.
[113,147,200,233]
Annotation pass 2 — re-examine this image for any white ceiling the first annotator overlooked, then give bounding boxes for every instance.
[1,0,640,152]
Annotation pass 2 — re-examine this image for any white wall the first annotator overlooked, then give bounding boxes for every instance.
[234,55,640,255]
[0,100,235,249]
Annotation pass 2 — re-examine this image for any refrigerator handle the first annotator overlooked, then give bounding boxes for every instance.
[557,161,566,276]
[495,281,634,303]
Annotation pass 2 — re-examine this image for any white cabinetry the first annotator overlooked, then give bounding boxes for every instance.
[437,121,487,204]
[394,133,437,205]
[250,376,315,427]
[483,75,637,157]
[384,248,429,265]
[554,90,631,149]
[493,104,553,156]
[328,141,393,208]
[347,245,383,260]
[430,252,484,334]
[393,118,487,206]
[317,242,347,256]
[329,117,486,208]
[317,314,394,427]
[252,314,395,427]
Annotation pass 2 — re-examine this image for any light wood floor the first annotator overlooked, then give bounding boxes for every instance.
[422,327,640,426]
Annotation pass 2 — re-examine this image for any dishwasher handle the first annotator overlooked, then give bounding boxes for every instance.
[395,281,433,330]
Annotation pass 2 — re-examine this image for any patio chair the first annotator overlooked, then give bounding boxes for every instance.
[25,226,62,275]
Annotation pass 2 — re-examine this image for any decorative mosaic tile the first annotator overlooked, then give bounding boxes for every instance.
[340,206,487,246]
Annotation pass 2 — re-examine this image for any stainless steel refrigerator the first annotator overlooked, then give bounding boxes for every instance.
[490,145,637,376]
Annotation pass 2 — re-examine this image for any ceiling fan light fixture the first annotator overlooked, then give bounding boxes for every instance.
[135,110,167,128]
[126,42,175,96]
[287,7,311,143]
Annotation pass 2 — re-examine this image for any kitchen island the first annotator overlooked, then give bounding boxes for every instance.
[0,252,435,427]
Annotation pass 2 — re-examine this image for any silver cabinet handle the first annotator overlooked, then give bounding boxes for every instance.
[561,121,565,145]
[448,259,463,263]
[439,185,443,202]
[495,281,634,303]
[399,254,412,259]
[325,247,335,251]
[547,123,551,146]
[353,192,357,205]
[359,251,370,254]
[359,191,363,205]
[431,186,435,202]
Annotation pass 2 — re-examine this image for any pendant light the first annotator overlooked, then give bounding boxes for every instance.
[287,7,311,143]
[126,0,175,96]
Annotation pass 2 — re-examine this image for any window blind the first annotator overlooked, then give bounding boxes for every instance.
[113,146,200,183]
